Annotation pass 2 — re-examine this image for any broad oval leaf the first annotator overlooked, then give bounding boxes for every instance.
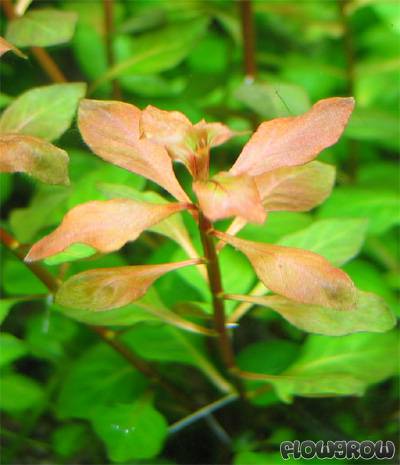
[255,161,335,212]
[55,259,201,311]
[78,99,189,202]
[215,232,356,309]
[91,399,168,462]
[5,9,77,47]
[193,171,266,223]
[275,331,399,402]
[231,290,396,336]
[25,199,188,261]
[0,36,26,58]
[278,218,368,266]
[0,134,69,185]
[230,97,354,176]
[0,83,86,142]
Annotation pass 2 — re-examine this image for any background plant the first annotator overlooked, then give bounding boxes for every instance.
[0,1,398,464]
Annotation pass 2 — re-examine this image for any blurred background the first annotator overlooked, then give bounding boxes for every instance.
[0,1,399,464]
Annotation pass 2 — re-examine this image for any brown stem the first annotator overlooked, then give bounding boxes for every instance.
[1,0,67,83]
[197,214,236,371]
[338,0,358,180]
[239,0,257,80]
[0,227,192,407]
[103,0,121,98]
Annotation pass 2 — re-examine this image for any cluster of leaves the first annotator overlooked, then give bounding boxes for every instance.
[0,1,398,464]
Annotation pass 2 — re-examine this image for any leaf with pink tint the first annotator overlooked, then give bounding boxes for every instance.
[0,134,69,185]
[55,259,202,311]
[193,171,266,223]
[227,291,395,336]
[230,97,354,176]
[78,99,189,202]
[0,36,26,58]
[214,231,356,310]
[26,199,188,262]
[255,161,335,212]
[140,105,235,179]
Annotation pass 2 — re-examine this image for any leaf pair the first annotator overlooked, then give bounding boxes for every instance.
[195,97,353,225]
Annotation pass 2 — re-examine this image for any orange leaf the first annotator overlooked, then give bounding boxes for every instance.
[0,36,26,58]
[230,97,354,176]
[255,161,335,212]
[26,199,187,261]
[193,171,266,223]
[0,134,69,185]
[214,231,356,310]
[140,105,234,179]
[55,259,202,311]
[78,99,189,202]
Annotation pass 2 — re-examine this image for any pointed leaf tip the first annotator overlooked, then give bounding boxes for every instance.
[231,97,355,176]
[214,231,357,310]
[78,99,189,202]
[26,199,188,262]
[55,259,201,311]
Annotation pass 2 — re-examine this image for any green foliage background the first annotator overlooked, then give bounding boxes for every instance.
[0,1,399,464]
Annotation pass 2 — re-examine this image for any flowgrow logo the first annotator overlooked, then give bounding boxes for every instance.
[280,440,396,460]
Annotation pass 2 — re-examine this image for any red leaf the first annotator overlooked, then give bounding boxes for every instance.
[193,171,266,223]
[140,105,234,179]
[55,259,202,311]
[0,134,69,185]
[255,161,335,212]
[230,97,354,176]
[78,99,189,202]
[26,199,187,261]
[214,231,357,310]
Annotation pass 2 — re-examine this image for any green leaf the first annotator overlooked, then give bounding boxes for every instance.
[247,290,396,336]
[239,212,312,244]
[2,258,48,295]
[51,423,88,458]
[0,333,28,367]
[0,373,43,412]
[57,344,148,420]
[318,188,400,235]
[91,398,168,462]
[237,340,299,406]
[44,243,97,266]
[6,9,78,47]
[121,323,204,366]
[273,331,399,402]
[234,81,310,118]
[0,297,26,324]
[278,218,368,266]
[0,83,86,142]
[344,259,399,317]
[25,312,78,362]
[92,18,209,92]
[10,185,69,243]
[345,107,399,150]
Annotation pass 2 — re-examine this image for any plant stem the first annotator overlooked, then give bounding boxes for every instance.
[169,393,238,434]
[239,0,257,81]
[103,0,121,99]
[337,0,359,180]
[197,214,237,373]
[0,227,192,408]
[1,0,67,83]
